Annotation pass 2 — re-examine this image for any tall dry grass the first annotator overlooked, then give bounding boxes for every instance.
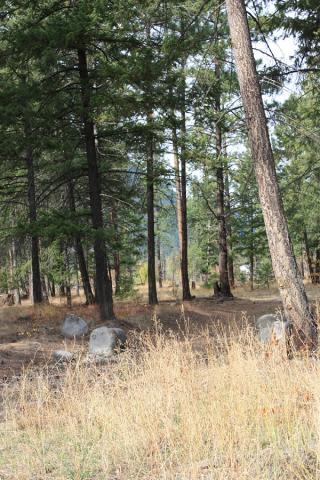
[0,326,319,479]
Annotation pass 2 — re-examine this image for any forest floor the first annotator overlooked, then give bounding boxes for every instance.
[1,283,320,479]
[0,282,319,381]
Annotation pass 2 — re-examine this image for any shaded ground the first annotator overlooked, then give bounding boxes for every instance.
[0,284,319,381]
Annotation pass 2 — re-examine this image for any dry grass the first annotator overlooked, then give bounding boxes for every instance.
[0,324,319,480]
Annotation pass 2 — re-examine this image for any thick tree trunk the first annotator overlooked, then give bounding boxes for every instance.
[226,0,315,348]
[67,180,95,305]
[146,111,158,305]
[25,143,42,304]
[78,47,114,319]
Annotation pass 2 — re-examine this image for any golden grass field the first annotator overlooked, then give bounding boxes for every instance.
[0,284,320,479]
[0,327,320,479]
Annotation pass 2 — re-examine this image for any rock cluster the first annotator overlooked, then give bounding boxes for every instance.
[53,314,127,364]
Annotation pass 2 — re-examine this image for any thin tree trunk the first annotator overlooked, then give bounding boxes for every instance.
[180,91,193,301]
[315,248,320,284]
[50,277,56,297]
[157,232,163,288]
[146,110,158,305]
[172,121,192,300]
[225,152,235,288]
[249,252,254,291]
[300,243,305,279]
[226,0,315,348]
[65,245,72,308]
[25,136,42,304]
[77,47,114,319]
[67,180,95,305]
[214,64,232,297]
[110,205,121,296]
[9,239,21,305]
[304,229,315,283]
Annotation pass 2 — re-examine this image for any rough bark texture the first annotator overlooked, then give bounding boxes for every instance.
[146,110,158,305]
[226,0,315,347]
[78,47,114,319]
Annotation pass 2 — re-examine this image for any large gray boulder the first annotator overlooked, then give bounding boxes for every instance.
[256,314,288,343]
[61,314,89,338]
[89,326,127,358]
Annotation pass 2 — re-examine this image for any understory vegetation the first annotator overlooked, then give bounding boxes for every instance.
[1,327,319,480]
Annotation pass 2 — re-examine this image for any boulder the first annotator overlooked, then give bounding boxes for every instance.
[256,314,288,343]
[61,314,89,338]
[53,350,75,363]
[89,326,127,358]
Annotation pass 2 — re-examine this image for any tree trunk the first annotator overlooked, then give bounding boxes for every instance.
[214,65,232,298]
[180,92,193,301]
[110,205,121,296]
[304,229,315,283]
[172,120,192,300]
[25,139,42,304]
[315,248,320,284]
[157,232,163,288]
[146,110,158,305]
[9,239,21,305]
[249,251,254,291]
[77,47,114,319]
[226,0,315,348]
[67,180,95,305]
[225,153,235,288]
[50,277,56,297]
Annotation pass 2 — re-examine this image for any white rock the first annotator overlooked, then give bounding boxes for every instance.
[89,326,127,358]
[256,314,288,343]
[61,314,89,338]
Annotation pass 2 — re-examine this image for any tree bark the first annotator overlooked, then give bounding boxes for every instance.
[77,47,114,319]
[225,0,316,348]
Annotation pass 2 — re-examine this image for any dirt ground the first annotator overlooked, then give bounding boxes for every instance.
[0,283,319,381]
